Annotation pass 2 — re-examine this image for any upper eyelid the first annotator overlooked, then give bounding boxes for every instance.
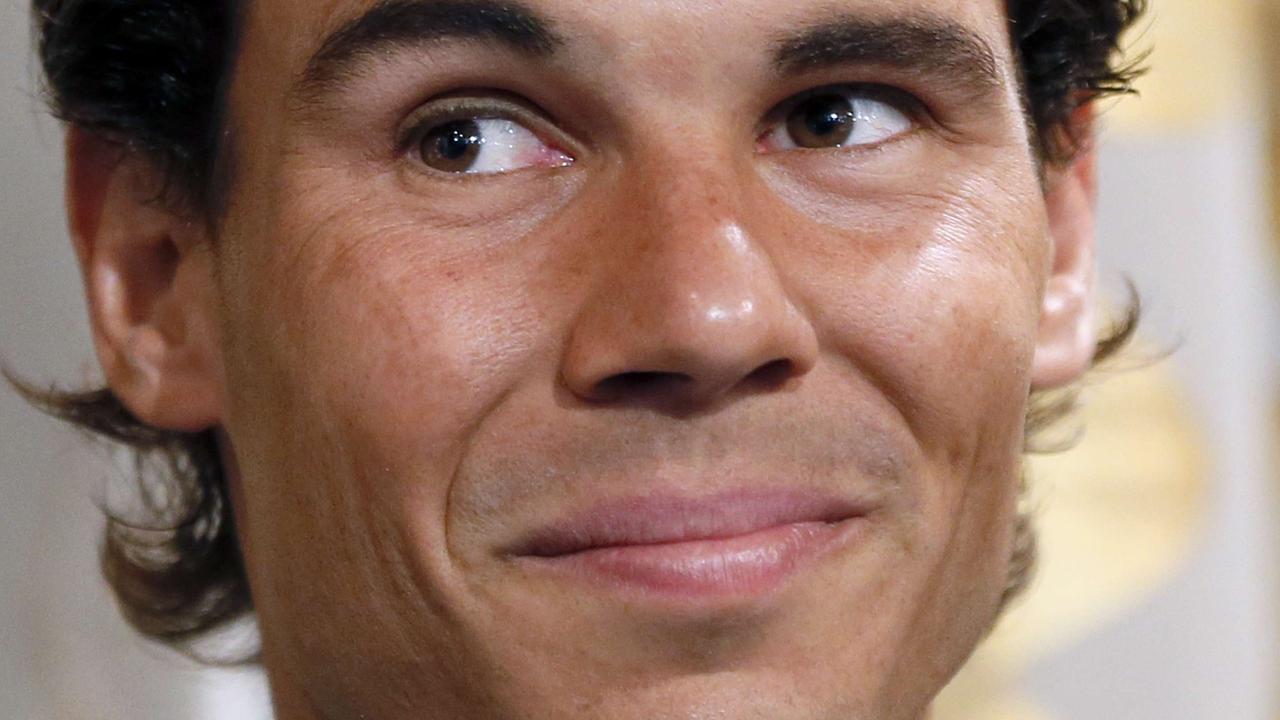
[762,84,925,127]
[783,78,991,143]
[396,93,556,153]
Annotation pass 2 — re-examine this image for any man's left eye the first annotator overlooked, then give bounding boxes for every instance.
[414,117,574,175]
[759,88,914,152]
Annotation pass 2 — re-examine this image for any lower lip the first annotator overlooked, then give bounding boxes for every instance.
[517,520,859,602]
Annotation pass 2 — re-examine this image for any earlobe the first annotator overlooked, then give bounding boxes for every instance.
[1030,141,1098,391]
[67,128,224,431]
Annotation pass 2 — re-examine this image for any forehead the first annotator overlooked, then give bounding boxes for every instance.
[239,0,1016,88]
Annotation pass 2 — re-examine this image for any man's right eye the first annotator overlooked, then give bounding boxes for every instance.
[411,115,574,176]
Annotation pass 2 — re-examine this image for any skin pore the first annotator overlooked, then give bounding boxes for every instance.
[66,0,1099,718]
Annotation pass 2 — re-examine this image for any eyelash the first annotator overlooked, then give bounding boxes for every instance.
[758,83,926,149]
[395,94,553,155]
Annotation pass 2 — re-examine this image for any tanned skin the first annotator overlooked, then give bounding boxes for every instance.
[65,0,1099,717]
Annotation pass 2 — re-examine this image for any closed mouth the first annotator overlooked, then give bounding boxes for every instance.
[506,489,871,602]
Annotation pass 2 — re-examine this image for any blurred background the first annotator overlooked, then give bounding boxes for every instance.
[2,0,1277,718]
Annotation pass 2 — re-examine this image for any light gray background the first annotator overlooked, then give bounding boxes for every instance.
[2,0,1276,717]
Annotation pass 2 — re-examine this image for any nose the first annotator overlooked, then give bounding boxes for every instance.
[560,165,819,412]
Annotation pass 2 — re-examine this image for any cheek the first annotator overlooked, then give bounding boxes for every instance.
[225,181,555,446]
[213,188,569,706]
[215,188,561,582]
[776,171,1044,632]
[785,173,1046,464]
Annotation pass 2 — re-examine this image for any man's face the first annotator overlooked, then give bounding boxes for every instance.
[197,0,1077,717]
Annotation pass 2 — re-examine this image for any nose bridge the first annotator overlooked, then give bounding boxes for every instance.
[615,144,783,332]
[628,128,784,285]
[560,146,819,409]
[635,150,754,286]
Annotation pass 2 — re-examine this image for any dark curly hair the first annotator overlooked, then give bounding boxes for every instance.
[16,0,1145,657]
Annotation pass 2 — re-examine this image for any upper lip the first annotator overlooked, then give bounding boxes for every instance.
[506,489,869,558]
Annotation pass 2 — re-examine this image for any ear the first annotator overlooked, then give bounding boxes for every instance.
[67,128,224,431]
[1030,117,1098,390]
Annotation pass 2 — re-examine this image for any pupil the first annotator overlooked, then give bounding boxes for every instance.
[789,95,855,148]
[422,119,483,171]
[808,105,849,136]
[436,121,482,159]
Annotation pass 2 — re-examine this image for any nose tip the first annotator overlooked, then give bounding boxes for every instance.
[559,236,820,411]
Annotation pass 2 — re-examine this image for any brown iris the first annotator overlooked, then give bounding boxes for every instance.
[786,94,857,149]
[419,119,484,172]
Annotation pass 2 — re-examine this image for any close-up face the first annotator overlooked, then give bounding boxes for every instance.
[74,0,1099,718]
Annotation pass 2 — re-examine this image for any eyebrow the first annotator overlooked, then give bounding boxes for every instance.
[773,16,1003,94]
[296,0,563,99]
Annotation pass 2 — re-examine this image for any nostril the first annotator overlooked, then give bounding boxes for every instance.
[592,371,693,401]
[587,361,797,404]
[743,359,795,391]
